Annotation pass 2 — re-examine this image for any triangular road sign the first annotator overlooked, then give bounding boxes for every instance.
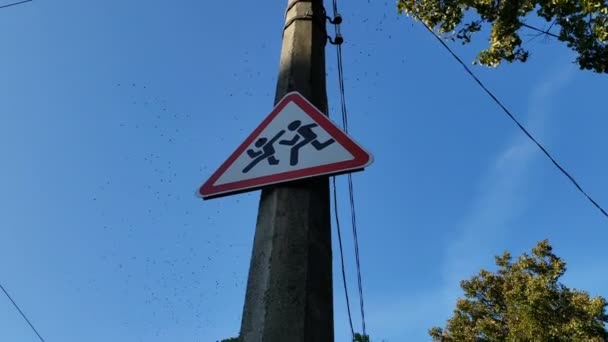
[198,92,373,199]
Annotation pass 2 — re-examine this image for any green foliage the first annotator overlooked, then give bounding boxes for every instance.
[429,240,608,341]
[397,0,608,73]
[354,332,371,342]
[219,338,238,342]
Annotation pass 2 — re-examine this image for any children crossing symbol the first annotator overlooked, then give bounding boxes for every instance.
[242,132,285,174]
[279,120,335,166]
[198,92,373,200]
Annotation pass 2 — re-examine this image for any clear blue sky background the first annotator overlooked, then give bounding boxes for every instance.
[1,0,607,341]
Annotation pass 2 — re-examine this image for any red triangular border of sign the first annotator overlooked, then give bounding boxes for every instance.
[198,92,372,199]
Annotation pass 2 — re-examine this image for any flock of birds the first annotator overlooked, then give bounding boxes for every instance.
[84,1,401,340]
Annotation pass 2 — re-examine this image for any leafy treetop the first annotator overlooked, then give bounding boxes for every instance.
[398,0,608,73]
[429,240,608,341]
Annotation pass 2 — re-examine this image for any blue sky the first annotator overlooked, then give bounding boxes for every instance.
[1,0,607,341]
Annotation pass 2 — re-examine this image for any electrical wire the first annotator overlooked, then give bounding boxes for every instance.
[332,176,356,339]
[331,0,368,337]
[416,17,608,220]
[0,0,32,10]
[521,22,560,39]
[0,282,46,342]
[347,173,366,336]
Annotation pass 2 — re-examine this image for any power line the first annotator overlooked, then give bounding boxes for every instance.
[331,0,368,337]
[0,282,46,342]
[0,0,32,10]
[328,2,357,338]
[416,18,608,220]
[332,176,356,339]
[521,22,560,39]
[347,173,366,336]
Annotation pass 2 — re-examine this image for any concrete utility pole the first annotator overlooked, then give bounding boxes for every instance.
[239,0,334,341]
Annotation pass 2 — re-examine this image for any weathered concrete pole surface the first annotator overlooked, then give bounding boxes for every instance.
[239,0,333,341]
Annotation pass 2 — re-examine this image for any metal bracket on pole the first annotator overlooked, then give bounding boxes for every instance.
[327,34,344,45]
[326,14,342,25]
[327,14,344,45]
[325,7,344,45]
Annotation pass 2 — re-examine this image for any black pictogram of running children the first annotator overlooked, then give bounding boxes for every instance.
[242,120,335,173]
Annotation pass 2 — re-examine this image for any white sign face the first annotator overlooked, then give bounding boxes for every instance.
[215,101,354,185]
[198,92,373,199]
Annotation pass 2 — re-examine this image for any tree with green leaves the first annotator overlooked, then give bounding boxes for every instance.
[430,240,608,341]
[397,0,608,73]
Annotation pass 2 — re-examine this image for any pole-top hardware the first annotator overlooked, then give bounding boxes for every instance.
[327,14,342,25]
[327,33,344,45]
